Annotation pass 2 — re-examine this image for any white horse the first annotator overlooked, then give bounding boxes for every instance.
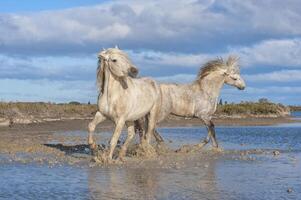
[137,56,246,149]
[88,47,161,162]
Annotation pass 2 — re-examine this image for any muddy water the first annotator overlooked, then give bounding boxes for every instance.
[1,124,301,199]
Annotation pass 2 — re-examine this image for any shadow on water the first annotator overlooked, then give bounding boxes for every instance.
[44,143,91,155]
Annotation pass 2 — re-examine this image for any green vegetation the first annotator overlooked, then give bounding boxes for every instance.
[216,100,290,117]
[68,101,81,105]
[289,106,301,111]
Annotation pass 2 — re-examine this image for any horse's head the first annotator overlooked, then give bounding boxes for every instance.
[98,47,138,78]
[97,46,138,90]
[223,56,246,90]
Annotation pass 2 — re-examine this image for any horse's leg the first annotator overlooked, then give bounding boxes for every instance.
[153,129,164,144]
[107,118,125,161]
[134,119,145,143]
[135,118,164,144]
[88,111,106,153]
[200,119,218,148]
[145,112,157,145]
[118,122,135,160]
[208,121,218,148]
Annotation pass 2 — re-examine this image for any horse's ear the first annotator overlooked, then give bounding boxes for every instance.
[129,65,139,77]
[115,45,119,49]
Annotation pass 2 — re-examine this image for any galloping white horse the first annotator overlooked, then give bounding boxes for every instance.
[88,47,161,162]
[138,56,246,149]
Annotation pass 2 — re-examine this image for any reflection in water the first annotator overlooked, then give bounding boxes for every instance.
[87,159,220,200]
[198,160,219,200]
[88,167,161,199]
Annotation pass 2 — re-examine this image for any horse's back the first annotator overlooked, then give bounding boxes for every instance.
[158,83,198,119]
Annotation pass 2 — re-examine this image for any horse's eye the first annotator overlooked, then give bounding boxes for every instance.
[232,77,238,81]
[112,59,117,62]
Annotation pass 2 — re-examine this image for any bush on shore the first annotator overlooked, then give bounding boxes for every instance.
[216,101,290,117]
[289,106,301,111]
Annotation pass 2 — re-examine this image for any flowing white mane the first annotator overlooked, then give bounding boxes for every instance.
[197,56,240,81]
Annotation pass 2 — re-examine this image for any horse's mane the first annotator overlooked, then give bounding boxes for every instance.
[96,59,105,94]
[196,56,239,81]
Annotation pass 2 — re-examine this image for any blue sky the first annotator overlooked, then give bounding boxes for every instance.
[0,0,301,105]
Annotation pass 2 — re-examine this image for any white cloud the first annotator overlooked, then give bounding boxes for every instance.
[0,54,96,80]
[2,37,301,82]
[219,0,301,35]
[155,74,195,83]
[130,38,301,70]
[128,51,213,68]
[1,0,301,104]
[0,79,96,103]
[245,70,301,82]
[234,38,301,67]
[1,0,301,55]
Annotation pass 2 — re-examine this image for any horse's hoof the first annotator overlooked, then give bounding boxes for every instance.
[113,158,124,164]
[196,142,207,149]
[91,156,103,163]
[89,143,98,155]
[211,146,224,153]
[105,157,119,165]
[118,149,126,159]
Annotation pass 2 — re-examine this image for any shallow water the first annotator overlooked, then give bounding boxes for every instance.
[291,111,301,118]
[1,123,301,199]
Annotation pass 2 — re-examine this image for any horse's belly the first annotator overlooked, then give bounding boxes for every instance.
[171,100,195,117]
[126,102,154,121]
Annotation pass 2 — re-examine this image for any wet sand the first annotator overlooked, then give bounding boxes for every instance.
[0,116,299,165]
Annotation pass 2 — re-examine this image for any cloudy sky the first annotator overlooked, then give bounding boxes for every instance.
[0,0,301,105]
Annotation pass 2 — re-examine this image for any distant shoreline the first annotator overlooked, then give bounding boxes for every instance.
[0,101,295,128]
[1,116,300,135]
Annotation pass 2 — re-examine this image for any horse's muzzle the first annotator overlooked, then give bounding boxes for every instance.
[238,85,245,90]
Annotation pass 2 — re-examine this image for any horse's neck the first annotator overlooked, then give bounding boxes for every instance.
[199,74,225,104]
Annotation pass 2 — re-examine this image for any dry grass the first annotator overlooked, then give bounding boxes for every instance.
[0,102,97,119]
